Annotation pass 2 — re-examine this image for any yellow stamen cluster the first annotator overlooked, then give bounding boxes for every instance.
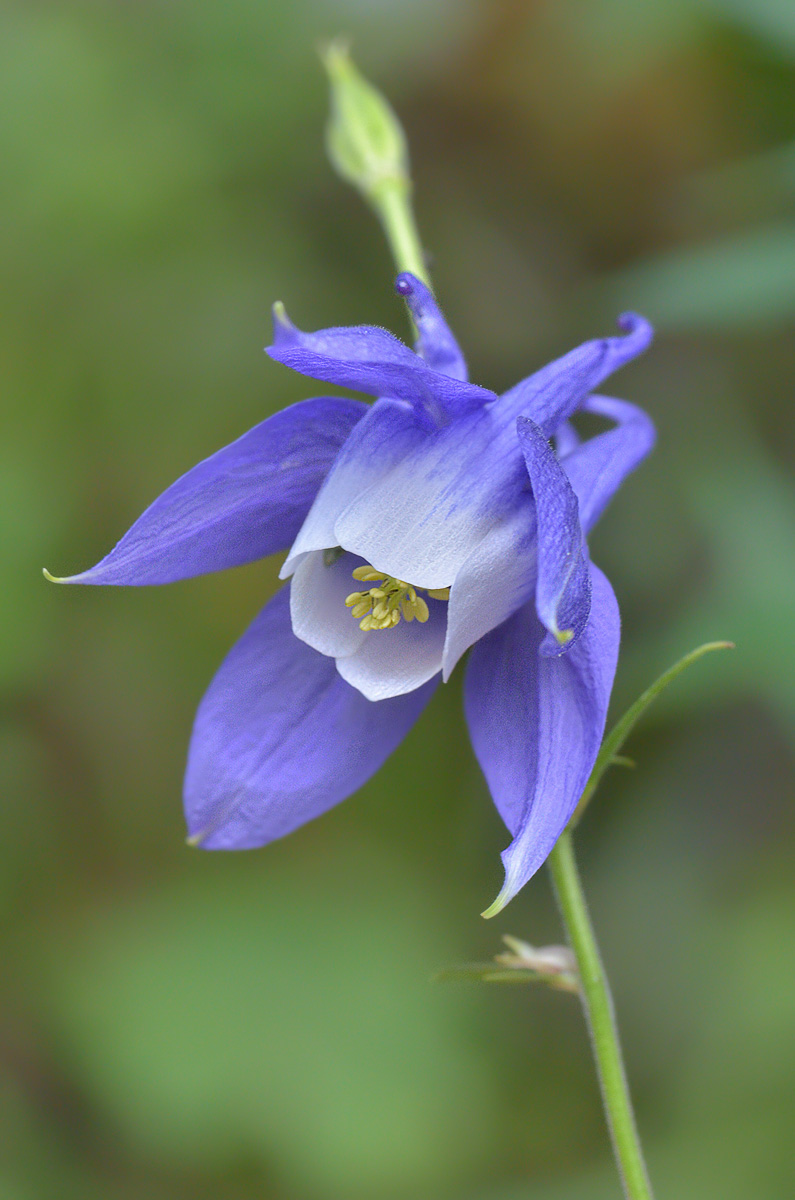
[344,564,450,632]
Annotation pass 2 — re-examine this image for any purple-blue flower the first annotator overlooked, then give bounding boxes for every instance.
[49,274,654,912]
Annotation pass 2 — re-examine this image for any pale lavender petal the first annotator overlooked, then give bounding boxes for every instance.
[395,273,468,382]
[333,407,527,589]
[442,500,537,681]
[495,313,653,435]
[465,564,619,913]
[266,304,494,426]
[280,398,425,578]
[517,416,591,655]
[48,398,366,586]
[335,594,447,701]
[560,395,656,533]
[185,586,437,849]
[289,549,366,659]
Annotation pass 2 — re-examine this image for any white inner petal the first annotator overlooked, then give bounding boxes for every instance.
[290,550,367,659]
[334,409,525,589]
[335,595,447,701]
[280,399,423,579]
[442,502,537,681]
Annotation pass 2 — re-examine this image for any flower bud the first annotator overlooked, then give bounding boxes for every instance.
[321,41,409,200]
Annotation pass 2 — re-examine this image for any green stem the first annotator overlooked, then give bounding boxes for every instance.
[548,831,654,1200]
[370,176,431,288]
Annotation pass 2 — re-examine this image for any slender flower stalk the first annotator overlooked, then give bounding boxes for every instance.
[370,174,429,287]
[549,831,654,1200]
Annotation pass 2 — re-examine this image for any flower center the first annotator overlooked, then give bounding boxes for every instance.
[344,563,450,632]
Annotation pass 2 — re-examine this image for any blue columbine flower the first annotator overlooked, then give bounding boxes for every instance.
[49,274,654,911]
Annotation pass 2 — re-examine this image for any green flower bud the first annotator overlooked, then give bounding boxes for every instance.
[321,41,409,201]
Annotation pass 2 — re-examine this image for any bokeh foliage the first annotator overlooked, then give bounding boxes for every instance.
[2,1,793,1197]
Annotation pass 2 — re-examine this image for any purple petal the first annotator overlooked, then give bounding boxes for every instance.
[185,586,437,849]
[394,273,468,382]
[517,416,591,655]
[559,395,656,533]
[266,303,495,427]
[465,564,620,913]
[495,313,653,436]
[442,500,537,681]
[48,398,366,586]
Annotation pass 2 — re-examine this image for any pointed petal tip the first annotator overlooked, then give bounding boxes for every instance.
[43,567,69,584]
[268,301,296,348]
[481,886,513,920]
[185,829,208,848]
[540,626,575,657]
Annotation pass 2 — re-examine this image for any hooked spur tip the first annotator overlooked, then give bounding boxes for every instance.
[42,567,67,584]
[394,272,416,296]
[616,311,654,344]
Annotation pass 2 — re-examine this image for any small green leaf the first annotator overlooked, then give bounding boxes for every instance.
[570,641,735,827]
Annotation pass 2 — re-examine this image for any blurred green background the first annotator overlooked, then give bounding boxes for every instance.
[2,1,794,1197]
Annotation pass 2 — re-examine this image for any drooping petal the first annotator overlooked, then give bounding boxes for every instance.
[266,303,495,427]
[558,395,656,533]
[442,500,537,681]
[464,564,620,913]
[333,407,527,589]
[184,586,437,849]
[517,416,591,655]
[47,398,366,586]
[335,594,448,701]
[289,549,366,659]
[394,273,468,382]
[280,398,426,578]
[495,313,653,436]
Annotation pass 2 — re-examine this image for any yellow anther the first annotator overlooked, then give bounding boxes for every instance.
[346,563,446,633]
[414,596,430,623]
[352,564,384,582]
